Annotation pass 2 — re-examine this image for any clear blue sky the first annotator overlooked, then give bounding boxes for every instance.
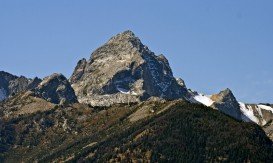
[0,0,273,103]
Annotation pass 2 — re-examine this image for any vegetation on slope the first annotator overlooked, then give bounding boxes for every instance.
[0,100,273,162]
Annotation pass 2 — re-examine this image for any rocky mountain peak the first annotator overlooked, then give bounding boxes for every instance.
[35,73,77,105]
[221,88,232,94]
[70,30,190,106]
[0,71,41,101]
[107,30,140,44]
[38,73,64,87]
[8,76,31,95]
[27,77,42,90]
[69,58,87,84]
[89,30,146,63]
[211,88,234,102]
[0,71,18,81]
[211,88,242,120]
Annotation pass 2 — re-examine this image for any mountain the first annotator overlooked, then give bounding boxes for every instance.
[1,30,273,162]
[70,30,190,106]
[69,30,273,132]
[0,73,78,119]
[192,89,243,121]
[193,88,273,139]
[0,71,41,101]
[210,88,242,120]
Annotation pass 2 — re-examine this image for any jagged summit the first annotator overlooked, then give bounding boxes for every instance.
[70,30,190,106]
[107,30,139,44]
[211,88,235,102]
[210,88,242,120]
[221,88,232,94]
[0,71,18,87]
[0,71,41,101]
[89,30,147,62]
[34,73,77,104]
[193,87,273,133]
[69,58,87,84]
[193,88,242,119]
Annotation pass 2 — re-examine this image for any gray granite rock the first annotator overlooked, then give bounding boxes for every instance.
[8,76,30,96]
[70,30,189,106]
[69,58,87,84]
[35,73,78,104]
[0,71,41,101]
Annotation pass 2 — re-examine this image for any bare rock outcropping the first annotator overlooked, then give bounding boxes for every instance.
[34,73,78,105]
[210,88,242,120]
[0,71,41,101]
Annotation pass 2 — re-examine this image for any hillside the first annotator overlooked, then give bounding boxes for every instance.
[1,100,273,162]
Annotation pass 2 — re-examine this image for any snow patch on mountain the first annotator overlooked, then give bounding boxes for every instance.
[255,106,266,124]
[193,92,270,125]
[0,88,7,101]
[239,102,259,124]
[257,105,273,113]
[116,86,137,95]
[117,87,130,94]
[193,93,214,107]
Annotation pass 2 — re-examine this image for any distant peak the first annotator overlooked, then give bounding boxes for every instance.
[122,30,135,35]
[221,88,232,95]
[35,73,77,104]
[48,73,64,78]
[0,71,17,77]
[78,58,87,62]
[119,30,136,37]
[40,73,68,87]
[108,30,140,44]
[211,88,236,102]
[39,73,66,86]
[33,77,41,80]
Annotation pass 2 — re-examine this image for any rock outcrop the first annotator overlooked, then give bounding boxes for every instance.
[0,71,41,101]
[70,30,190,106]
[210,88,242,120]
[34,73,78,105]
[69,58,87,84]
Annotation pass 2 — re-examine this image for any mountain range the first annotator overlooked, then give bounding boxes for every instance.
[0,31,273,162]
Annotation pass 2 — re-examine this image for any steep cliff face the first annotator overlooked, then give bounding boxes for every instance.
[70,31,189,106]
[69,58,87,84]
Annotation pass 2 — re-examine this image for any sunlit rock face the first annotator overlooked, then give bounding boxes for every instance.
[210,88,242,120]
[70,30,189,106]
